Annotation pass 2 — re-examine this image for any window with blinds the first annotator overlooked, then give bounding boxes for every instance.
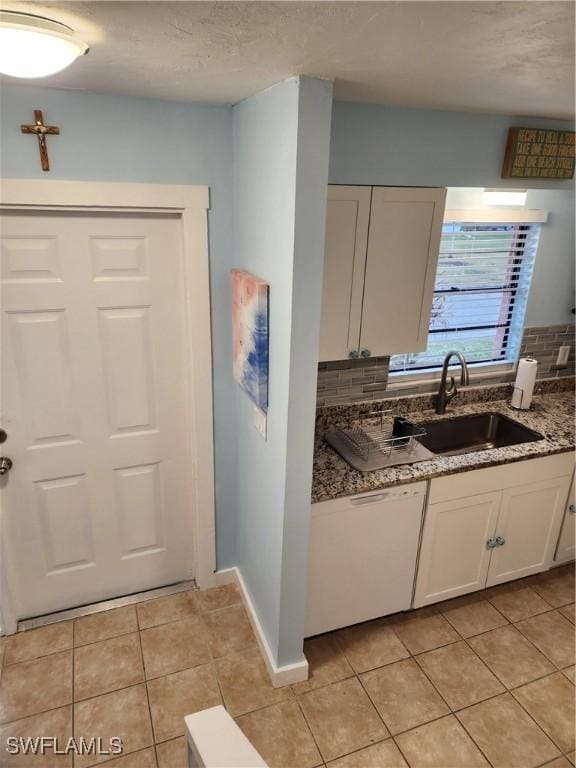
[390,221,541,373]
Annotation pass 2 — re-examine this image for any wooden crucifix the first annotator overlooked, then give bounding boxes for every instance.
[21,110,60,172]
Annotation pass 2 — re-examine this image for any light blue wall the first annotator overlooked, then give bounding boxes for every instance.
[525,189,575,326]
[232,76,332,665]
[0,84,238,567]
[329,102,575,327]
[330,102,575,190]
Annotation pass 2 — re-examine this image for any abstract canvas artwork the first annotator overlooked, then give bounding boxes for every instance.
[231,269,269,412]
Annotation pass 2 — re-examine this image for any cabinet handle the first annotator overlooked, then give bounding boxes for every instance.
[569,504,575,514]
[360,348,371,358]
[349,350,359,359]
[495,535,506,546]
[350,493,388,505]
[486,537,497,549]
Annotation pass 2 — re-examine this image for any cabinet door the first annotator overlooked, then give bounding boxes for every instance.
[319,186,371,361]
[360,187,446,356]
[555,476,575,564]
[413,492,501,608]
[486,476,572,587]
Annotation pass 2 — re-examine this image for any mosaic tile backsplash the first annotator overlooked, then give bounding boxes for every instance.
[316,323,575,406]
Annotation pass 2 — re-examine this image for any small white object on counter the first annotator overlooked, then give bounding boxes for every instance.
[511,357,538,409]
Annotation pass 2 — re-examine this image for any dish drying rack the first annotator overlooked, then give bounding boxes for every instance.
[325,411,434,472]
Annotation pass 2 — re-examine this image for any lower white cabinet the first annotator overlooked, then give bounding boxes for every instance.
[305,483,426,637]
[555,477,575,564]
[413,492,501,606]
[486,478,572,586]
[414,454,573,608]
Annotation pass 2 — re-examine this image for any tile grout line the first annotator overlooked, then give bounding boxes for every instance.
[512,610,575,671]
[314,614,487,765]
[309,585,573,766]
[456,622,574,758]
[395,624,499,768]
[507,679,574,757]
[460,630,572,693]
[407,626,566,767]
[336,620,486,768]
[135,605,159,765]
[293,694,330,765]
[299,628,399,765]
[353,622,499,768]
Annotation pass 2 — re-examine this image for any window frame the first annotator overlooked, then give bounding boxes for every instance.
[389,209,546,381]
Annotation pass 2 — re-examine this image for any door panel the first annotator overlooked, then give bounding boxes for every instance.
[555,476,575,564]
[413,491,501,608]
[36,474,95,573]
[319,186,371,361]
[8,310,79,444]
[1,212,194,619]
[486,476,572,586]
[99,306,156,433]
[1,235,61,281]
[115,462,165,557]
[361,187,446,356]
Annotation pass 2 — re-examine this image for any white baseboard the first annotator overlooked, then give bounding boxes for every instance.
[214,567,309,688]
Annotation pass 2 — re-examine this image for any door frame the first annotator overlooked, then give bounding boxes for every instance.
[0,179,217,632]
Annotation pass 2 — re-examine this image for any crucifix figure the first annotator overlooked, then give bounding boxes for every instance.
[21,110,60,172]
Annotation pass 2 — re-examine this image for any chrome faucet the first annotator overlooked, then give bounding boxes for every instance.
[435,351,470,414]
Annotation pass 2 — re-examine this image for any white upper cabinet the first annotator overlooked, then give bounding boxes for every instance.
[361,187,446,356]
[319,186,371,361]
[319,185,446,362]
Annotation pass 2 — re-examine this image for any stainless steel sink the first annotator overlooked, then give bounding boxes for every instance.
[416,412,544,456]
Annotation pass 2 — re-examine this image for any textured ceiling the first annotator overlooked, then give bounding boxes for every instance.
[1,1,574,118]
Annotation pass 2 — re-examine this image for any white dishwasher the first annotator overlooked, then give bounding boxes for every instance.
[305,482,426,637]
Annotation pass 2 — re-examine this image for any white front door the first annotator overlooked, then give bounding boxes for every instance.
[1,211,195,619]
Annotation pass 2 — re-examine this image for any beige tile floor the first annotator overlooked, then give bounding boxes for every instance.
[0,566,573,768]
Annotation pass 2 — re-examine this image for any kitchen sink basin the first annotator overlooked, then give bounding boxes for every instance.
[416,412,544,456]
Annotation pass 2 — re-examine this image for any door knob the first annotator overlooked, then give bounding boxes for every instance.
[495,535,506,546]
[569,504,575,514]
[0,457,13,475]
[486,537,497,549]
[349,350,359,359]
[360,348,371,358]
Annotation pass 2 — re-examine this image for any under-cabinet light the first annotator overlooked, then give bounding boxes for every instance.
[482,189,528,206]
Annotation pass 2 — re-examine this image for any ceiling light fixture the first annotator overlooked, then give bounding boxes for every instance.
[482,189,528,207]
[0,11,88,79]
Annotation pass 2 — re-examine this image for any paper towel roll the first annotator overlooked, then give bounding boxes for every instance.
[511,357,538,409]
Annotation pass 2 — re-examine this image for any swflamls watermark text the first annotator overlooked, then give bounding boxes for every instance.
[5,736,123,756]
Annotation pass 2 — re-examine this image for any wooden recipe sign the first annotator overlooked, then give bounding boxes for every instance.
[502,127,575,179]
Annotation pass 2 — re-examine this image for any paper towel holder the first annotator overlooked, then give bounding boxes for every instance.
[509,386,528,410]
[509,385,537,411]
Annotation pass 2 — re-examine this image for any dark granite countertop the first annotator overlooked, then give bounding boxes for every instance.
[312,380,575,503]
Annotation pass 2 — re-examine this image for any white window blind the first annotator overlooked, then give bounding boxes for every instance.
[390,221,541,373]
